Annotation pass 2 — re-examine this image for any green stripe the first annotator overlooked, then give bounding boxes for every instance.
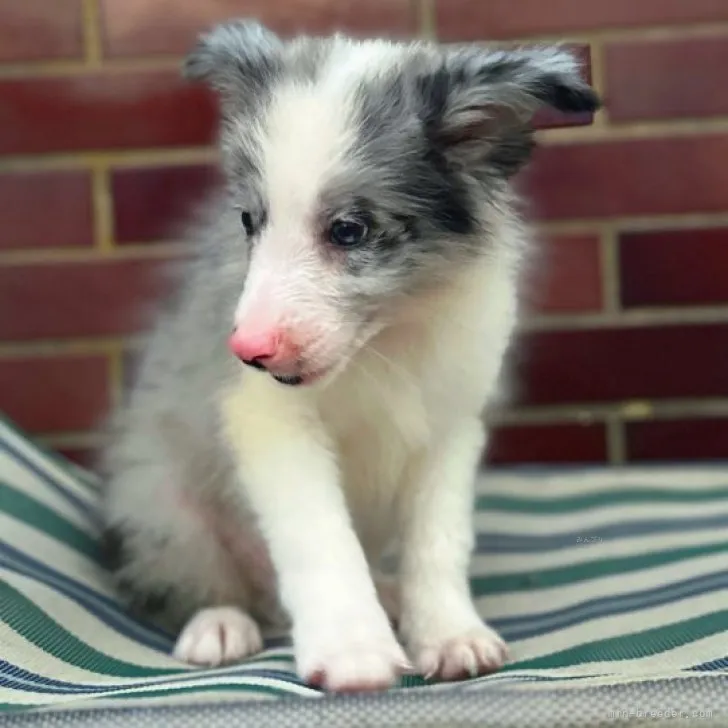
[0,704,37,714]
[0,581,181,678]
[103,681,313,701]
[0,482,97,558]
[477,487,728,514]
[504,608,728,672]
[471,540,728,596]
[400,674,427,688]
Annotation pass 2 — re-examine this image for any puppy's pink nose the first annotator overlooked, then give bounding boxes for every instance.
[228,328,280,366]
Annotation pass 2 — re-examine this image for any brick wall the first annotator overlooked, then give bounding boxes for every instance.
[1,0,727,468]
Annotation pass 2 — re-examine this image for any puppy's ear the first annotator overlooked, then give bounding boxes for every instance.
[183,19,284,105]
[418,46,600,177]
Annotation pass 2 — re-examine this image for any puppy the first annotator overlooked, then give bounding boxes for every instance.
[100,20,599,692]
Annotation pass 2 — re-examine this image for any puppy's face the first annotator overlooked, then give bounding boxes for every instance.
[185,23,599,385]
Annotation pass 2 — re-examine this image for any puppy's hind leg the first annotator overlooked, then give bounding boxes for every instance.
[102,461,265,668]
[104,512,266,667]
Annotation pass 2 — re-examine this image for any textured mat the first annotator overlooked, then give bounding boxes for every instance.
[1,415,727,726]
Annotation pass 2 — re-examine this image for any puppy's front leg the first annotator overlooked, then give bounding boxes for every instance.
[220,384,407,692]
[398,417,508,681]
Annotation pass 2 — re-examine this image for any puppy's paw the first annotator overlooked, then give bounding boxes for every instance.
[173,607,263,667]
[413,623,509,681]
[297,623,410,692]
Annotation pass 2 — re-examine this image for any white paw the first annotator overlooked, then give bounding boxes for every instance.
[296,623,411,692]
[413,623,509,681]
[173,607,263,667]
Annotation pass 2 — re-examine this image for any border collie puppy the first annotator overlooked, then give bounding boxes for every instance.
[101,20,599,692]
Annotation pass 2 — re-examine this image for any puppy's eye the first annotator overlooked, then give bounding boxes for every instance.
[329,219,368,248]
[241,210,256,237]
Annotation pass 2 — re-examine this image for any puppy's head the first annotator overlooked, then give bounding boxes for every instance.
[185,21,599,386]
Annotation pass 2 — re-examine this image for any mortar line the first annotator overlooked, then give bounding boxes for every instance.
[539,117,728,144]
[599,225,621,313]
[584,38,608,128]
[91,163,115,252]
[0,57,183,78]
[0,241,190,265]
[492,398,728,426]
[38,431,106,448]
[521,306,728,331]
[417,0,437,40]
[493,20,728,45]
[81,0,104,66]
[0,337,143,358]
[606,415,627,465]
[0,148,216,172]
[538,212,728,236]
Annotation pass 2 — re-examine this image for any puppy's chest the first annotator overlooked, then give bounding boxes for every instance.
[339,386,427,482]
[319,357,435,539]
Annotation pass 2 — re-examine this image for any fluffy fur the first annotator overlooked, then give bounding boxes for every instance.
[100,20,599,692]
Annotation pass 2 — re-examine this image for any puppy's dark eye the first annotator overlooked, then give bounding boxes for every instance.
[329,219,368,248]
[241,211,255,237]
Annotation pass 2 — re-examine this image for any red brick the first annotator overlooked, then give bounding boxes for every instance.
[627,418,728,461]
[0,171,93,250]
[607,37,728,123]
[0,356,110,434]
[0,72,217,155]
[513,324,728,406]
[112,165,220,243]
[436,0,728,41]
[0,0,84,62]
[0,259,175,340]
[620,228,728,308]
[525,234,602,313]
[101,0,415,57]
[523,135,728,221]
[487,423,607,464]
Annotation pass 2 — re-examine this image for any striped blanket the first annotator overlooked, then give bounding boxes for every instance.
[1,415,727,726]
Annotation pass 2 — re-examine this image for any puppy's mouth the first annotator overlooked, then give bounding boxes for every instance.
[272,373,304,387]
[271,368,328,387]
[238,353,331,387]
[273,323,381,388]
